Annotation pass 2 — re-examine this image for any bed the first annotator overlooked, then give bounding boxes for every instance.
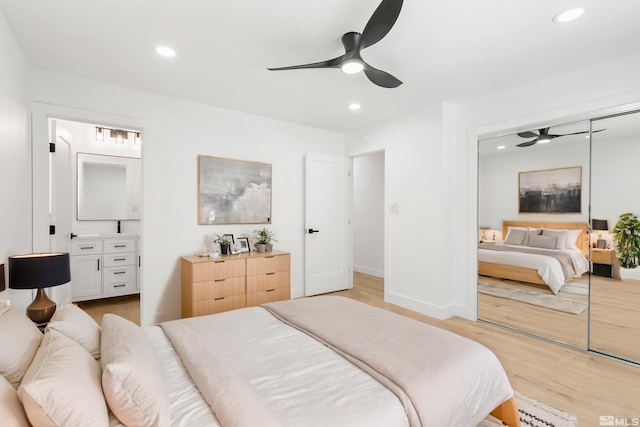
[478,221,590,294]
[1,297,521,427]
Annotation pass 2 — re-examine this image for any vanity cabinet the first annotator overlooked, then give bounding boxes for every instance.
[181,250,290,318]
[70,235,140,301]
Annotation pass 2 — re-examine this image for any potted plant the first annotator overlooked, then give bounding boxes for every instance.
[215,234,232,255]
[612,212,640,280]
[252,228,277,253]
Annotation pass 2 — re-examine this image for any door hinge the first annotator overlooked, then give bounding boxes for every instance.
[49,143,55,153]
[49,225,55,235]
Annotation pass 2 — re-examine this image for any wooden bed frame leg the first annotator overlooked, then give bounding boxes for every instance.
[490,396,521,427]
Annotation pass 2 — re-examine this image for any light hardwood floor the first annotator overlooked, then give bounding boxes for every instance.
[79,274,640,426]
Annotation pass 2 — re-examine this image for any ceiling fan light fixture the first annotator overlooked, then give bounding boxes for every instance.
[553,7,587,24]
[341,60,364,74]
[537,137,551,144]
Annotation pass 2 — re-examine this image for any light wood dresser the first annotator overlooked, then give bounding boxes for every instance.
[181,250,290,318]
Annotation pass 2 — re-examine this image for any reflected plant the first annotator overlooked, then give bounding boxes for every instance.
[612,213,640,269]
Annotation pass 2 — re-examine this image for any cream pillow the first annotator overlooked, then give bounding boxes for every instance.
[46,302,101,359]
[0,306,43,388]
[18,330,108,427]
[101,314,171,427]
[0,374,30,427]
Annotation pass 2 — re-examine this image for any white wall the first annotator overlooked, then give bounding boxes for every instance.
[0,9,34,309]
[30,70,344,325]
[353,152,384,278]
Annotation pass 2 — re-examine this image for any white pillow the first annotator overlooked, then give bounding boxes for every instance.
[0,374,30,427]
[0,306,43,388]
[18,330,109,427]
[564,229,582,249]
[46,303,101,360]
[542,229,568,250]
[101,314,171,427]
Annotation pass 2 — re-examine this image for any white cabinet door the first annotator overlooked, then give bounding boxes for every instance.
[70,254,102,300]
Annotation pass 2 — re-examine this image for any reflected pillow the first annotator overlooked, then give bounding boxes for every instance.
[523,229,542,246]
[504,229,526,245]
[528,234,558,250]
[542,229,568,250]
[565,229,582,249]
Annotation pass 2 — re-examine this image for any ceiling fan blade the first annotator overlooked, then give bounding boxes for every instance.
[516,139,538,147]
[360,0,404,49]
[517,131,539,138]
[268,55,344,71]
[363,65,402,88]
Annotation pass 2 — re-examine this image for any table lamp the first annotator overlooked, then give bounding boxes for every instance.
[591,219,609,249]
[8,253,70,323]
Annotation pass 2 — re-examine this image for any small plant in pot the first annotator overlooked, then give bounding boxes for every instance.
[252,228,277,253]
[612,212,640,278]
[215,234,232,255]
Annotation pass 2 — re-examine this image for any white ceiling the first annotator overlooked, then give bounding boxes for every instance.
[2,0,640,133]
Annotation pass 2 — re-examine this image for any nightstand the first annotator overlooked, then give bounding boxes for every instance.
[591,248,614,277]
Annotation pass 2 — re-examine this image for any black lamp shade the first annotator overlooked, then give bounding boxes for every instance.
[592,219,609,231]
[8,253,70,290]
[0,264,5,292]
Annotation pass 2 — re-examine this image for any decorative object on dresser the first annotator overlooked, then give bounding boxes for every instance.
[518,166,582,213]
[198,155,272,224]
[8,252,71,323]
[236,237,250,252]
[70,236,140,301]
[181,250,290,317]
[612,212,640,280]
[214,234,232,254]
[252,227,277,252]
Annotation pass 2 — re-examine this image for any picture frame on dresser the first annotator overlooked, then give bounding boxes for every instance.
[236,237,250,252]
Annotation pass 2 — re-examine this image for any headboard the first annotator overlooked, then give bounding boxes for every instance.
[502,221,590,255]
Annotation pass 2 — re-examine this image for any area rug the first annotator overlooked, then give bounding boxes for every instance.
[478,282,588,315]
[477,391,577,427]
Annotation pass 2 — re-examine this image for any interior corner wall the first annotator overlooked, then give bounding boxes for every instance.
[29,69,344,325]
[353,152,384,278]
[345,106,453,319]
[0,9,34,308]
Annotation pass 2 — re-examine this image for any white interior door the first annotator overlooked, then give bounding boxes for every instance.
[305,153,352,296]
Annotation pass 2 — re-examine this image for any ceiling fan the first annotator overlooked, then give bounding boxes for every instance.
[516,127,605,147]
[267,0,404,88]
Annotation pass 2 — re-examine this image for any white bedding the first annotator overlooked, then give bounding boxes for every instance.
[478,242,589,294]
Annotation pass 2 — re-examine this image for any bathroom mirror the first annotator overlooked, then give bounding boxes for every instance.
[77,153,141,220]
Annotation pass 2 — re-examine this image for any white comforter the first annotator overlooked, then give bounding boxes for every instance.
[478,242,589,294]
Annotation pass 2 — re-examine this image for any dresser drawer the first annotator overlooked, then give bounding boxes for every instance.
[71,240,102,255]
[246,254,290,275]
[104,266,133,284]
[104,280,135,294]
[246,271,290,294]
[192,259,245,282]
[193,277,245,301]
[104,239,136,254]
[104,253,135,267]
[193,294,246,316]
[246,287,290,307]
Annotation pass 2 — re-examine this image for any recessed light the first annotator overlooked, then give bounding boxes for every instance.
[553,7,587,24]
[497,145,506,150]
[155,46,176,57]
[348,103,361,110]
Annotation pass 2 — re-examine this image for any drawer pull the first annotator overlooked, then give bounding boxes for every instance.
[80,246,94,250]
[265,256,274,259]
[214,297,225,301]
[266,272,275,275]
[114,284,126,288]
[266,289,275,292]
[114,271,126,275]
[214,261,225,264]
[214,279,225,283]
[114,258,126,261]
[114,245,126,248]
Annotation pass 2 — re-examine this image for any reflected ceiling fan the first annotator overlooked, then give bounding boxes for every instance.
[267,0,403,88]
[516,127,605,147]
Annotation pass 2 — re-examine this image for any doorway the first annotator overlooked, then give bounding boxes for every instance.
[352,151,385,295]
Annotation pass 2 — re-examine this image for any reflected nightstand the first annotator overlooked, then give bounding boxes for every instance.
[591,248,614,277]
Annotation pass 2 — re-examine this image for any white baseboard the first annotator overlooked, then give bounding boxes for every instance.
[385,291,457,320]
[353,265,384,278]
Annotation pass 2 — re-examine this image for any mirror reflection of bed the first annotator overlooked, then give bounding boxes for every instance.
[477,221,590,348]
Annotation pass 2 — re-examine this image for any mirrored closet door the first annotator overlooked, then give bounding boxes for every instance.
[477,121,591,349]
[589,111,640,364]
